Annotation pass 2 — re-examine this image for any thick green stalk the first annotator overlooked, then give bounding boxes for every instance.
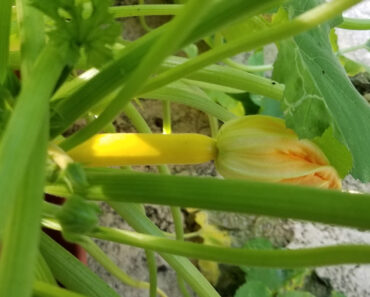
[40,233,120,297]
[109,4,183,18]
[110,202,221,297]
[338,17,370,30]
[0,44,64,228]
[91,227,370,268]
[16,0,45,82]
[0,121,48,297]
[59,0,214,150]
[140,0,362,96]
[0,0,12,84]
[45,170,370,230]
[33,282,89,297]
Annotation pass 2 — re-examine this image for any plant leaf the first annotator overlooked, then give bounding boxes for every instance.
[277,291,315,297]
[273,0,370,181]
[31,0,120,67]
[273,38,331,139]
[235,281,272,297]
[313,127,352,178]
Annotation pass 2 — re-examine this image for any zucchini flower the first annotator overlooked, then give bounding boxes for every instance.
[67,115,340,189]
[216,115,341,189]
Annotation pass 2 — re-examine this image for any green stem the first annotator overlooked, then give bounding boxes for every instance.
[0,0,12,84]
[59,0,215,150]
[136,204,160,297]
[145,250,158,297]
[224,58,273,73]
[141,83,235,124]
[140,0,362,96]
[45,170,370,230]
[15,0,45,82]
[79,237,167,297]
[138,0,154,32]
[123,102,152,133]
[0,44,64,228]
[208,115,219,138]
[162,100,172,134]
[154,56,284,100]
[91,226,370,268]
[109,202,221,297]
[109,4,183,18]
[33,281,89,297]
[338,17,370,30]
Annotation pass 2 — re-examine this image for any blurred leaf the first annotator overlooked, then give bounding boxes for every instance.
[31,0,120,67]
[330,29,365,76]
[221,16,269,43]
[339,56,366,77]
[313,127,353,178]
[277,291,315,297]
[259,97,283,117]
[247,50,264,66]
[235,281,272,297]
[198,260,220,285]
[228,92,260,115]
[246,268,285,291]
[205,89,245,116]
[271,7,289,25]
[195,211,231,247]
[0,87,13,138]
[242,239,309,292]
[182,43,198,58]
[243,238,274,250]
[194,211,231,285]
[242,238,284,291]
[331,291,346,297]
[282,269,309,291]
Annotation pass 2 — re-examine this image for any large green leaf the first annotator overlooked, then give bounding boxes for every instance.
[273,0,370,181]
[273,38,331,139]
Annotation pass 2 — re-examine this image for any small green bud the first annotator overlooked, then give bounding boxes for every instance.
[57,195,101,242]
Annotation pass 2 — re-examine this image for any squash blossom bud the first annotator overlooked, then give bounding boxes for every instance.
[215,115,341,189]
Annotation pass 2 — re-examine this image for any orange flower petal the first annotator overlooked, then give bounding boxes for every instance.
[216,115,341,190]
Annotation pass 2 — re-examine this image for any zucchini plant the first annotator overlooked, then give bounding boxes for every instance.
[0,0,370,297]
